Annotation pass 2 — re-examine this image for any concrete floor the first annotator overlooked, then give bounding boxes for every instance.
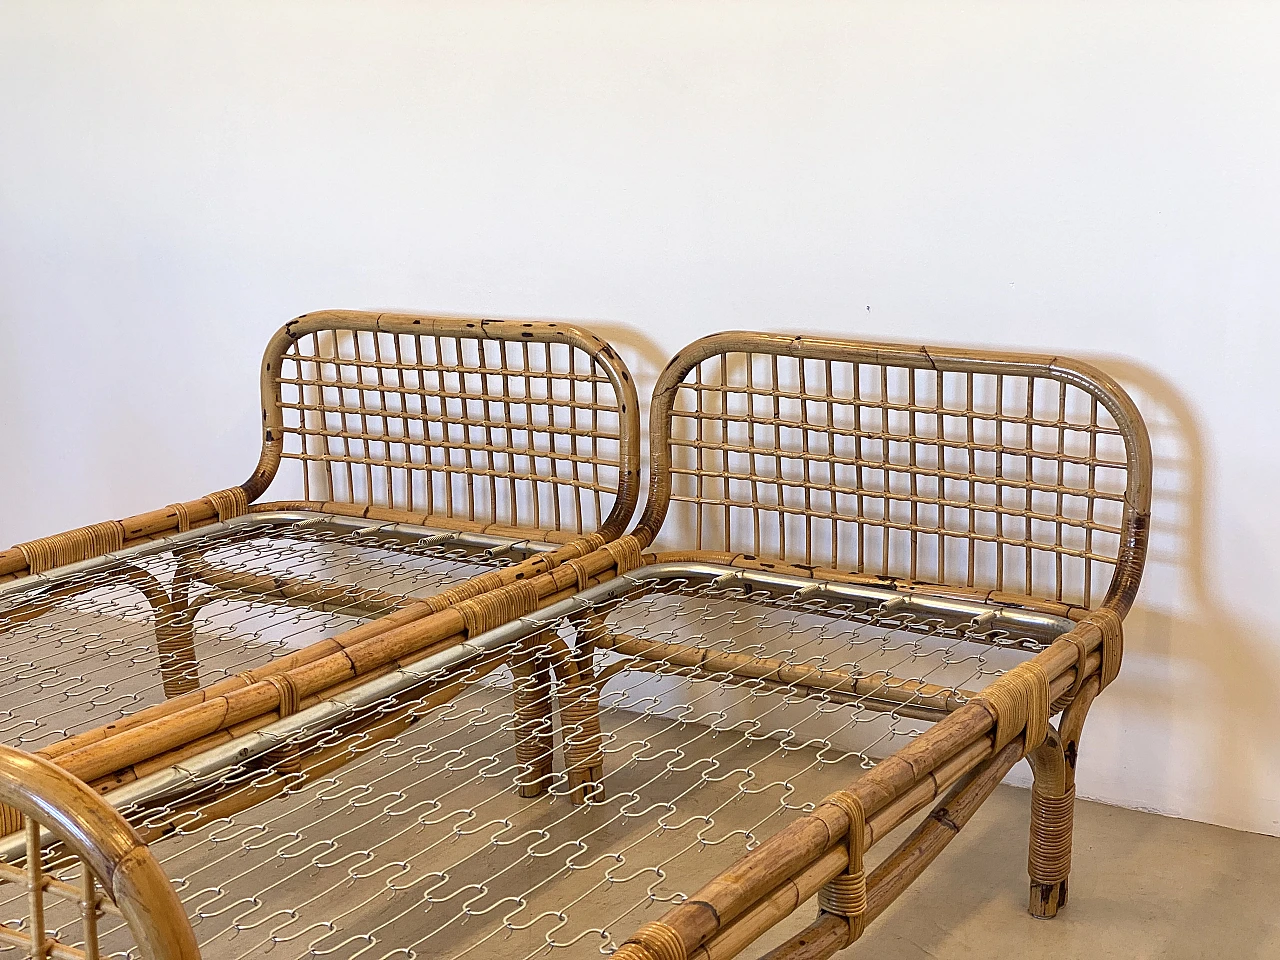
[751,784,1280,960]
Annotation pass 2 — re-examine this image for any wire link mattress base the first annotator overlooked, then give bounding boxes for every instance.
[0,564,1070,960]
[0,514,553,754]
[0,323,1151,960]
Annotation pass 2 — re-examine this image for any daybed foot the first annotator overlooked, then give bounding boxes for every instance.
[1026,675,1099,919]
[1029,878,1069,919]
[1027,779,1075,918]
[567,763,606,805]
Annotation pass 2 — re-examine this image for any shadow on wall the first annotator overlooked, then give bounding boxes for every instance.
[578,320,1279,838]
[1082,355,1280,836]
[377,311,1273,837]
[846,358,1280,960]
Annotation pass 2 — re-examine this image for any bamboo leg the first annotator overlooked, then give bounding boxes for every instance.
[511,635,556,799]
[560,678,604,804]
[558,611,611,805]
[1026,674,1100,919]
[155,555,200,698]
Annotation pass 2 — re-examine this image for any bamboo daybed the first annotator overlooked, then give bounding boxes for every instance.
[0,328,1151,960]
[0,310,640,756]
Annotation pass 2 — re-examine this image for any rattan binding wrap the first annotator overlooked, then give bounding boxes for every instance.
[974,659,1052,752]
[1029,783,1076,885]
[817,790,868,939]
[15,520,125,575]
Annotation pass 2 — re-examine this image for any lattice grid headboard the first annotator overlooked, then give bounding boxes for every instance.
[249,311,641,539]
[640,332,1151,612]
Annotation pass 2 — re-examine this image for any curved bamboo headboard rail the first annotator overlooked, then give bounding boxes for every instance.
[636,331,1152,615]
[244,310,642,541]
[0,745,199,960]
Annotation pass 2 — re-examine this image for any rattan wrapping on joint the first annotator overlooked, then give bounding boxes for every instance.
[975,659,1051,752]
[0,804,21,836]
[559,682,604,774]
[1053,631,1092,714]
[15,520,125,574]
[512,648,554,791]
[818,789,868,939]
[153,617,199,697]
[603,535,644,576]
[619,921,687,960]
[565,534,610,590]
[169,500,193,533]
[1029,784,1075,884]
[1085,607,1124,689]
[456,577,542,637]
[567,557,591,592]
[205,486,250,523]
[265,673,302,717]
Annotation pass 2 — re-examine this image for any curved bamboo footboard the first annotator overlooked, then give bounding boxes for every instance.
[0,745,199,960]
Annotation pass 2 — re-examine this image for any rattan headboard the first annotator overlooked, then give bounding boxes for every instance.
[243,311,641,540]
[638,331,1151,613]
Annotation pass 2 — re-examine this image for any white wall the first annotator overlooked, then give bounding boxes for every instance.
[2,1,1278,835]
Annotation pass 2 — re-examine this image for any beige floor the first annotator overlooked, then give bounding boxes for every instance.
[751,784,1280,960]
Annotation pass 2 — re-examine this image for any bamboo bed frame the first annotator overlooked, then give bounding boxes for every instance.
[0,311,640,752]
[0,328,1150,960]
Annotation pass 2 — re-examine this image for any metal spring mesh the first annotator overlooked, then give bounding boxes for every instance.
[0,571,1058,960]
[278,328,628,534]
[0,518,520,752]
[660,348,1136,607]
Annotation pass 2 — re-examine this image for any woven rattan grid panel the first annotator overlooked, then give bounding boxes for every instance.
[259,313,640,538]
[643,333,1152,610]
